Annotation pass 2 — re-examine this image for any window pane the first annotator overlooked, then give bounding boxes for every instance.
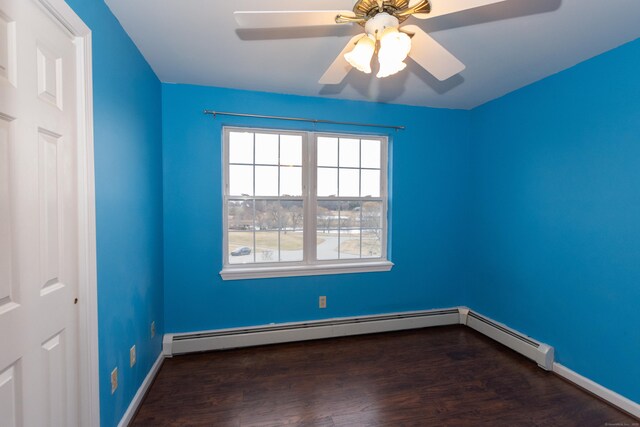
[362,229,383,258]
[228,200,254,231]
[255,166,278,196]
[280,135,302,166]
[228,231,254,264]
[280,200,304,231]
[280,229,304,262]
[317,201,340,260]
[361,169,380,197]
[318,137,338,167]
[339,200,361,230]
[317,167,337,197]
[255,200,283,231]
[255,133,278,165]
[339,168,359,197]
[229,132,253,164]
[339,138,359,167]
[255,232,278,262]
[339,229,361,259]
[229,165,253,196]
[361,201,383,229]
[361,139,381,169]
[317,230,339,260]
[280,166,302,197]
[317,201,340,233]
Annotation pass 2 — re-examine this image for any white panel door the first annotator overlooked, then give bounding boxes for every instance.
[0,0,80,426]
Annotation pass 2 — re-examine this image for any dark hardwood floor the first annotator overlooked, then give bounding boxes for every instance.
[132,325,638,426]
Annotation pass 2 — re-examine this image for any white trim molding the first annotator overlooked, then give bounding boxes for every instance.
[34,1,99,426]
[118,354,165,427]
[220,260,393,280]
[553,363,640,419]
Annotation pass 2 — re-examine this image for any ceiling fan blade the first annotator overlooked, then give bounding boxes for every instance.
[410,0,507,19]
[401,25,465,81]
[319,35,363,85]
[234,10,356,28]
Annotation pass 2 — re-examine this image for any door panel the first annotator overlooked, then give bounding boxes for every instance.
[0,361,22,427]
[0,0,80,425]
[42,331,67,427]
[0,116,14,311]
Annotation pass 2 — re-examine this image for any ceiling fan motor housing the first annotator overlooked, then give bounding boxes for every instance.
[364,12,400,38]
[354,0,409,19]
[336,0,431,25]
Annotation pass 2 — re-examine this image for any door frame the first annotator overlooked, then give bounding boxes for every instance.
[35,0,99,425]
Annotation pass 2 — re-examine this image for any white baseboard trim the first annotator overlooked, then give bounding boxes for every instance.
[553,363,640,419]
[118,353,164,427]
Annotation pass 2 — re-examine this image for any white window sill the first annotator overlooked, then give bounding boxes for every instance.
[220,260,394,281]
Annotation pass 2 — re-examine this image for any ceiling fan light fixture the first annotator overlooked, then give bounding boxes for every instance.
[377,60,407,78]
[376,26,411,78]
[344,34,376,74]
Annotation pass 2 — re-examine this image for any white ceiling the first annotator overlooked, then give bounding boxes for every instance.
[104,0,640,110]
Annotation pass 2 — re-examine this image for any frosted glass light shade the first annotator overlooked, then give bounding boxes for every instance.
[377,27,411,78]
[377,60,407,79]
[345,35,376,74]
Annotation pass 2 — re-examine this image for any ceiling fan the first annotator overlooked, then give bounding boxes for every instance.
[234,0,507,84]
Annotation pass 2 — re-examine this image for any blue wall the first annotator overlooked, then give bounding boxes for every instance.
[64,1,164,426]
[162,84,472,333]
[470,38,640,402]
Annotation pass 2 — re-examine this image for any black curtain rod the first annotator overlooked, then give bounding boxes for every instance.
[203,110,405,131]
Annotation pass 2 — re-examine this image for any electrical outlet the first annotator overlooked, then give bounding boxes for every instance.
[151,321,155,338]
[319,296,327,309]
[110,367,118,394]
[130,345,136,367]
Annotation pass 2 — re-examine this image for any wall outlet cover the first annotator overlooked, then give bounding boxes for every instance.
[319,296,327,309]
[130,345,136,367]
[111,367,118,394]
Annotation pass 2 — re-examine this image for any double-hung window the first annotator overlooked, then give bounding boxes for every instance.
[221,126,392,280]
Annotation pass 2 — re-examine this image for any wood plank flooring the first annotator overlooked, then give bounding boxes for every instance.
[132,325,638,426]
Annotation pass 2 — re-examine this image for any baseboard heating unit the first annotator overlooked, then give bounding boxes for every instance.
[163,308,461,356]
[459,308,554,370]
[163,307,554,371]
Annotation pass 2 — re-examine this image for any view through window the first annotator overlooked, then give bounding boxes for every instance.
[223,127,389,277]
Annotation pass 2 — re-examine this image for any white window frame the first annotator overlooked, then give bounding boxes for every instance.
[220,126,393,280]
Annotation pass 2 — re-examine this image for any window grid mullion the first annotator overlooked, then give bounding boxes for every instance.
[359,138,363,258]
[358,138,362,198]
[335,138,341,259]
[277,135,281,262]
[305,132,317,264]
[337,202,342,260]
[252,133,257,263]
[336,137,340,198]
[360,202,363,258]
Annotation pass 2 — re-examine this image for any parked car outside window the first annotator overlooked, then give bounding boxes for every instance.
[231,246,251,256]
